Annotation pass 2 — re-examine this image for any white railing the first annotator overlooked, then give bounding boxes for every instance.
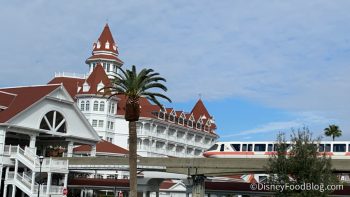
[55,72,86,79]
[42,185,64,194]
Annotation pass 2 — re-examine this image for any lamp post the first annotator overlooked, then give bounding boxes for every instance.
[37,156,44,197]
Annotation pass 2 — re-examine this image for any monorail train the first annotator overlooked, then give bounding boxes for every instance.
[203,141,350,159]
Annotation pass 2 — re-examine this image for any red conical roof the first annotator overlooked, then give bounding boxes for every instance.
[92,24,119,54]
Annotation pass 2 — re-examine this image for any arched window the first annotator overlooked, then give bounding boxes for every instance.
[188,120,193,128]
[80,101,85,111]
[93,101,99,111]
[196,122,202,130]
[100,101,105,111]
[39,111,66,133]
[85,101,90,111]
[178,117,184,125]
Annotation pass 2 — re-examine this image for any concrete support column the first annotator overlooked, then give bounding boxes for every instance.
[91,144,97,157]
[64,173,68,188]
[142,191,150,197]
[14,160,18,177]
[155,192,159,197]
[11,185,16,197]
[192,175,206,197]
[31,171,36,192]
[46,172,52,194]
[29,135,36,149]
[3,184,8,197]
[67,141,74,157]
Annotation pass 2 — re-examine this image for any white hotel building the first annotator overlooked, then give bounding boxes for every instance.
[49,24,219,158]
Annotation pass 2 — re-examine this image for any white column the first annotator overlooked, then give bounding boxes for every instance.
[91,144,97,157]
[14,160,18,177]
[11,185,16,197]
[0,167,2,191]
[67,141,74,157]
[64,173,68,188]
[31,171,36,193]
[3,184,7,197]
[29,135,36,149]
[46,172,52,194]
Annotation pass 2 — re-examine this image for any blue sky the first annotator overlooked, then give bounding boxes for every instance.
[1,1,349,141]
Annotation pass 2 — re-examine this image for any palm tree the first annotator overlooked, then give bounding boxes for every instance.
[102,65,171,197]
[324,124,342,141]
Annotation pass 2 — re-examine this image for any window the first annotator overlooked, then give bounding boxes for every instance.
[220,144,225,152]
[333,144,346,152]
[319,144,325,152]
[188,120,193,128]
[268,144,273,151]
[169,114,175,122]
[230,144,241,151]
[196,122,202,130]
[80,101,85,111]
[39,111,67,133]
[242,144,247,151]
[208,144,218,151]
[248,144,253,151]
[254,144,266,152]
[178,117,184,125]
[110,122,114,129]
[100,101,105,111]
[98,120,104,128]
[111,103,115,114]
[85,101,90,111]
[158,111,165,119]
[92,120,97,127]
[93,101,99,111]
[325,144,331,152]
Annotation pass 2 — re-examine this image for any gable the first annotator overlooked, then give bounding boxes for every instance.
[9,96,99,142]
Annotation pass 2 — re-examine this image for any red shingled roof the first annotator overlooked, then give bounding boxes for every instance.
[74,140,129,155]
[0,91,16,108]
[116,95,160,118]
[78,64,112,95]
[48,77,84,98]
[93,24,118,54]
[191,99,210,120]
[159,180,176,189]
[0,85,60,123]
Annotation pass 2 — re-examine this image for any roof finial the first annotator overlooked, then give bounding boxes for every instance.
[198,93,202,100]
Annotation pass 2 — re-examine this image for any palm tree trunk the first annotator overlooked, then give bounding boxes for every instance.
[333,135,335,141]
[129,121,137,197]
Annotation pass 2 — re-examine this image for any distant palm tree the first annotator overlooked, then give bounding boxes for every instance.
[324,124,342,141]
[102,65,171,197]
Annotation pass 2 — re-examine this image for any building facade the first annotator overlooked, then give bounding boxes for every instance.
[49,24,219,158]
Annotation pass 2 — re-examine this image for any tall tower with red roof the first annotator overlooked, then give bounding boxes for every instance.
[86,24,124,77]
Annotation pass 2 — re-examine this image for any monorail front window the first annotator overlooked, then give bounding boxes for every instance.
[333,144,346,152]
[268,144,273,151]
[208,144,218,151]
[220,144,225,152]
[231,144,241,151]
[254,144,266,152]
[319,144,324,152]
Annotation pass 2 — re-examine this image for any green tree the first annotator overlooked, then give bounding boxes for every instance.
[324,124,342,141]
[266,128,339,197]
[103,65,171,197]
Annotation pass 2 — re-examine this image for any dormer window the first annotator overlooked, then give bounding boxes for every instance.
[158,109,165,120]
[113,45,117,51]
[97,41,101,49]
[97,81,104,93]
[105,41,110,49]
[188,120,193,128]
[196,122,202,130]
[169,111,175,122]
[188,114,195,128]
[82,81,90,92]
[204,120,211,132]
